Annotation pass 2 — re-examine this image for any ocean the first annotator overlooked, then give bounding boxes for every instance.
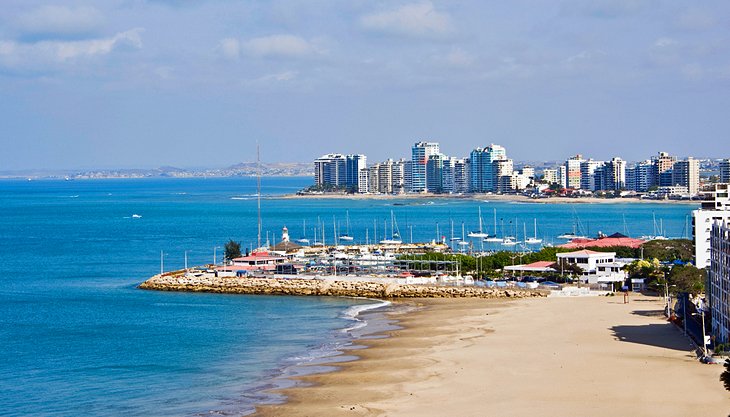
[0,177,697,415]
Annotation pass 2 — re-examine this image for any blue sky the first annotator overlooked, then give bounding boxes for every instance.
[1,1,729,170]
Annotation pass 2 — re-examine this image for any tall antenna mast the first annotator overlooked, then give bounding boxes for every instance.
[257,142,262,249]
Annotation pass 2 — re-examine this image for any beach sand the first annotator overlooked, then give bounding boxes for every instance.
[256,295,729,417]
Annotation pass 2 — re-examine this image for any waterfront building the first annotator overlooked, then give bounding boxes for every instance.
[494,159,515,193]
[709,218,730,344]
[441,156,459,193]
[556,249,627,284]
[721,159,730,183]
[653,151,677,187]
[357,168,370,193]
[403,160,413,193]
[392,159,407,194]
[580,159,603,191]
[345,154,367,191]
[520,165,535,180]
[594,157,626,191]
[558,166,567,189]
[454,158,469,193]
[314,153,347,188]
[672,157,700,196]
[426,154,446,193]
[469,144,507,192]
[377,160,394,194]
[411,141,440,192]
[693,183,730,268]
[626,160,655,192]
[543,168,559,184]
[367,165,380,193]
[565,155,584,189]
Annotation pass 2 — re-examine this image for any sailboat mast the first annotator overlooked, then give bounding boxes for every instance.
[256,142,262,249]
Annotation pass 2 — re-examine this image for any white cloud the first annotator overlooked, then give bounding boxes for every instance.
[219,37,241,59]
[360,2,453,38]
[0,29,143,70]
[17,5,104,38]
[241,34,323,58]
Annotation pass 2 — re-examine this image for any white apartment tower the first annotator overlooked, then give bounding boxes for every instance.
[693,183,730,269]
[709,218,730,344]
[411,142,440,192]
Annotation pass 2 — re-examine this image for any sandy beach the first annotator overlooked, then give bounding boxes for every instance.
[280,193,700,205]
[257,295,729,417]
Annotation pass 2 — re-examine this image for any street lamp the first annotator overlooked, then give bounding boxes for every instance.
[692,307,709,358]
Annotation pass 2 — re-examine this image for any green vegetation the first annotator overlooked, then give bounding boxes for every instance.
[398,247,575,279]
[300,184,355,193]
[642,239,694,262]
[224,240,242,261]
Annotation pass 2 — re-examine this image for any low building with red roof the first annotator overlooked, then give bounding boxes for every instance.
[558,232,645,249]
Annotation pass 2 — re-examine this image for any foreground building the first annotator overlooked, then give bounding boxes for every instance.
[556,250,627,284]
[709,219,730,344]
[693,183,730,269]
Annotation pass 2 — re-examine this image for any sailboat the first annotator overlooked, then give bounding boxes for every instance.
[525,219,542,244]
[468,207,491,238]
[379,211,403,244]
[450,219,461,241]
[296,219,310,244]
[338,210,354,242]
[641,212,668,240]
[484,208,503,242]
[458,222,470,247]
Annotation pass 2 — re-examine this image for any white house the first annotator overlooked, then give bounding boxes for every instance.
[556,249,627,284]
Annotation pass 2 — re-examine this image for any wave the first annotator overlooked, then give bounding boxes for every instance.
[340,299,391,333]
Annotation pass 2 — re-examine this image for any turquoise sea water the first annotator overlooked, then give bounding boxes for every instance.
[0,177,698,415]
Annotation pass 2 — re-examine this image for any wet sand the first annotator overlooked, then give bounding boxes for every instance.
[256,295,729,417]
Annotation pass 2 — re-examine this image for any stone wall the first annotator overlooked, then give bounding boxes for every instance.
[139,274,547,299]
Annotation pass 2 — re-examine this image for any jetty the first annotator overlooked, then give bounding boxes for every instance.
[139,273,547,299]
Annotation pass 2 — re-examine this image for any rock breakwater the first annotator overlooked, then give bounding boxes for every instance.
[139,274,548,299]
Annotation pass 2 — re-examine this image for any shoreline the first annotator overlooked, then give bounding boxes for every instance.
[255,295,729,417]
[280,192,701,205]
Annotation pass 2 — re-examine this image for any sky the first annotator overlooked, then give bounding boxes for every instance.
[1,1,729,170]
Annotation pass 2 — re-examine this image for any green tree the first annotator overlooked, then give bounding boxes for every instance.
[668,264,705,294]
[224,240,242,261]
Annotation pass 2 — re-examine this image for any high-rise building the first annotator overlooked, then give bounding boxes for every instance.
[542,169,558,184]
[672,157,700,196]
[494,159,514,193]
[558,166,567,189]
[314,154,347,188]
[593,157,625,191]
[469,144,507,192]
[392,159,407,194]
[426,154,445,193]
[653,151,676,187]
[411,142,440,192]
[721,159,730,183]
[626,160,655,192]
[565,155,584,189]
[358,168,370,193]
[454,158,469,194]
[580,159,603,191]
[345,154,367,190]
[693,183,730,269]
[709,218,730,344]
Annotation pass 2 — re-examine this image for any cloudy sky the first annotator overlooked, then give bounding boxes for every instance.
[1,1,729,170]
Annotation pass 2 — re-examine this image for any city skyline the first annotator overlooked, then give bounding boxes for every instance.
[2,1,730,170]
